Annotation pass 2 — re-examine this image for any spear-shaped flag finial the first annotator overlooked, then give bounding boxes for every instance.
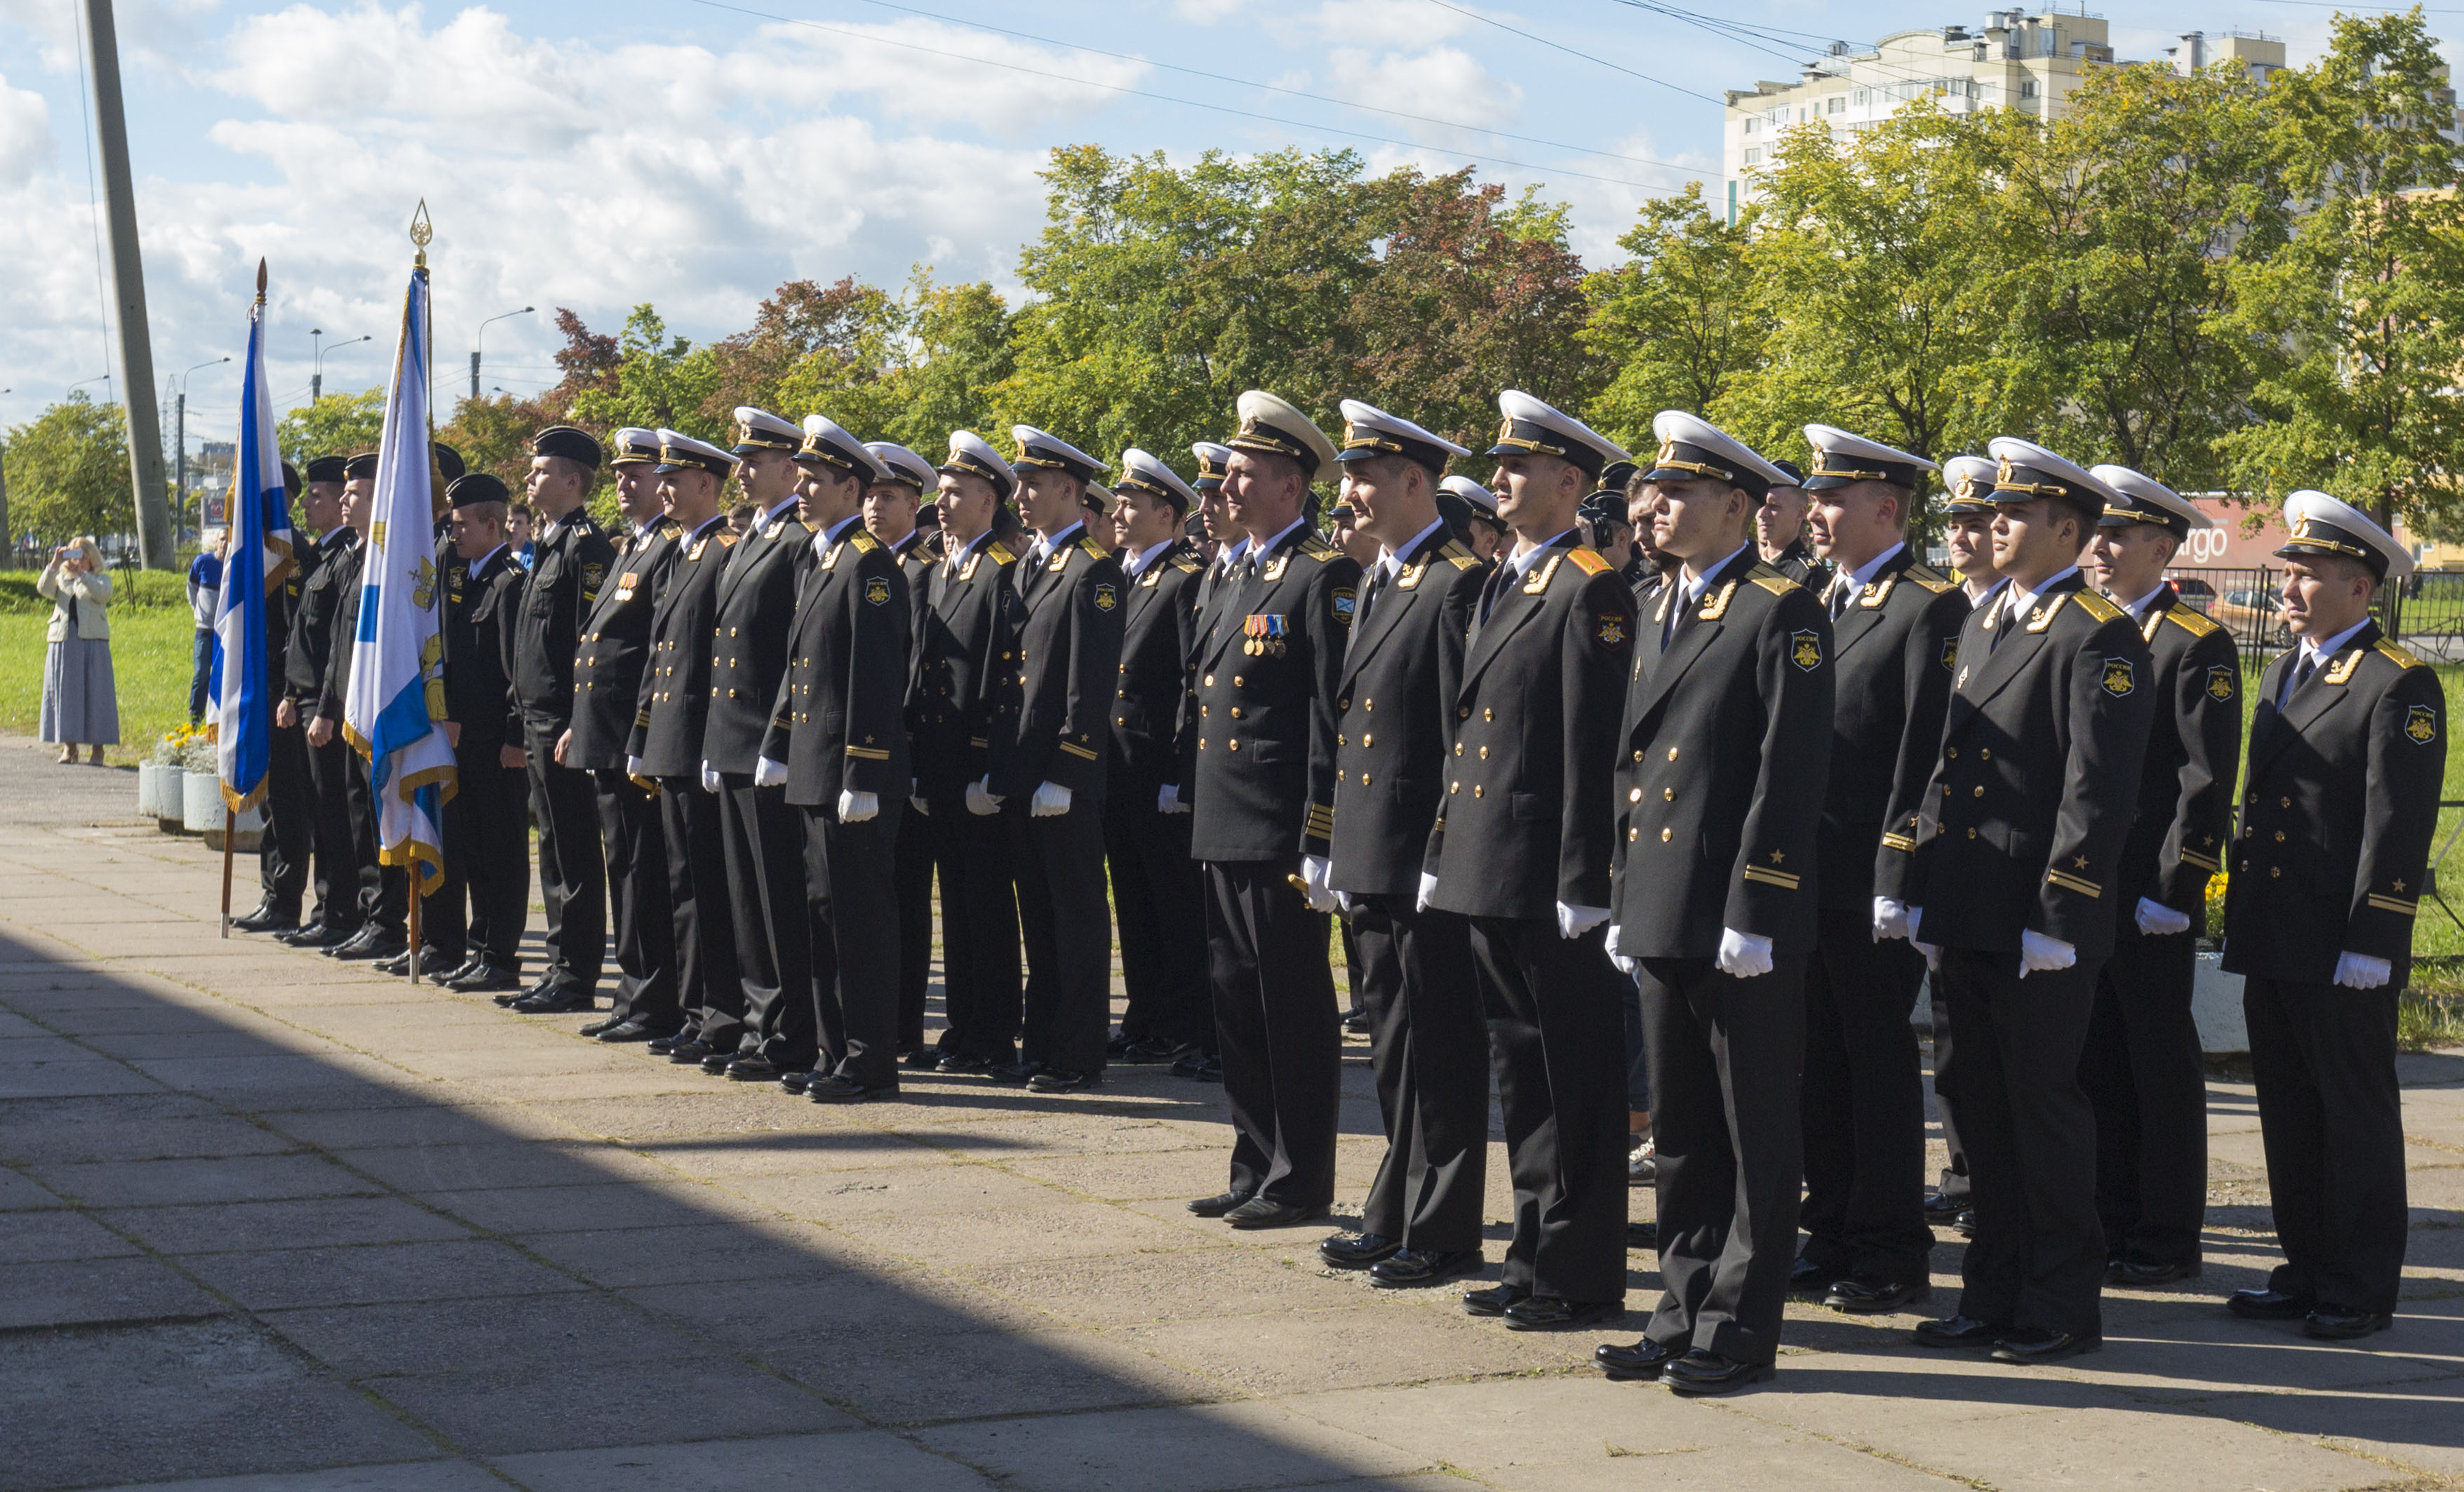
[410,199,432,267]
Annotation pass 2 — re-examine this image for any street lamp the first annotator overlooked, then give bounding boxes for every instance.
[473,307,535,402]
[310,330,370,403]
[68,374,112,399]
[171,356,232,537]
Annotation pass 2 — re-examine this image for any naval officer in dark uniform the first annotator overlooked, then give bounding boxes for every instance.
[633,430,746,1066]
[431,473,532,991]
[569,429,681,1042]
[1103,449,1210,1067]
[270,456,358,948]
[1896,438,2156,1364]
[861,441,946,1065]
[2224,491,2442,1342]
[1426,391,1635,1329]
[319,452,408,962]
[2080,464,2240,1286]
[756,415,909,1102]
[1184,391,1358,1230]
[509,425,616,1013]
[1313,400,1493,1291]
[233,461,316,934]
[1790,424,1964,1316]
[702,408,818,1082]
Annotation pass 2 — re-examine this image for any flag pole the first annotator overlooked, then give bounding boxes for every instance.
[220,807,234,937]
[407,201,431,987]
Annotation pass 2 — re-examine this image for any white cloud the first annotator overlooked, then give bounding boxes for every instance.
[0,70,53,185]
[1172,0,1247,22]
[1323,45,1518,126]
[1304,0,1475,48]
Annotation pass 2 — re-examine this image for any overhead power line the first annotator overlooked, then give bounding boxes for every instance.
[1419,0,1725,104]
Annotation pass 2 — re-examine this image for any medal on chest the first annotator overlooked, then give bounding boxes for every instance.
[1243,613,1287,657]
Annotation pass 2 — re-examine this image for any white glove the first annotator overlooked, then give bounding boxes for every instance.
[626,754,645,778]
[1158,783,1189,814]
[1715,927,1774,979]
[1874,896,1910,941]
[1605,923,1636,975]
[699,760,721,793]
[1299,854,1338,913]
[2134,897,2192,937]
[753,757,789,788]
[1417,871,1438,913]
[909,795,929,816]
[1556,901,1610,939]
[838,788,878,824]
[2334,950,2392,990]
[2018,929,2077,978]
[1030,781,1072,817]
[965,776,1003,816]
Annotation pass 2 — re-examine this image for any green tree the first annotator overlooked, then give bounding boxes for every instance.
[4,394,133,546]
[882,271,1013,454]
[1581,181,1767,455]
[2215,8,2464,530]
[1998,60,2284,488]
[275,389,386,467]
[567,306,726,445]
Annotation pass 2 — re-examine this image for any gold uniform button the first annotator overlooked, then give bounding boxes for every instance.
[1667,747,1679,762]
[2275,831,2286,842]
[1338,698,1350,711]
[2270,866,2281,878]
[1968,828,1978,839]
[1663,788,1675,801]
[1337,734,1345,746]
[1361,734,1372,747]
[1360,773,1372,786]
[1234,676,1245,687]
[1205,674,1215,687]
[1478,746,1489,759]
[2280,796,2291,809]
[1364,699,1373,711]
[1948,747,1958,760]
[1454,744,1464,756]
[1231,707,1244,719]
[1972,786,1984,798]
[1633,750,1643,762]
[1473,784,1483,798]
[1628,788,1642,803]
[1660,827,1672,842]
[1628,828,1638,841]
[1450,781,1459,793]
[1484,708,1494,721]
[1228,739,1240,752]
[1979,748,1992,760]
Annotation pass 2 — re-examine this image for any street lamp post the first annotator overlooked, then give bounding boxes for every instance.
[173,356,231,537]
[474,307,535,402]
[310,330,370,403]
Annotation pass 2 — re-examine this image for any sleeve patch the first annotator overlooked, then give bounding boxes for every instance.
[1094,583,1118,612]
[1331,588,1357,626]
[864,577,892,605]
[2207,664,2237,702]
[1597,613,1628,647]
[1791,629,1823,671]
[2407,704,2439,744]
[1939,636,1959,672]
[2101,657,2136,697]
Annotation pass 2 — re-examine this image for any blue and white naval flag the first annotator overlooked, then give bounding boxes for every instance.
[211,274,294,812]
[342,262,456,893]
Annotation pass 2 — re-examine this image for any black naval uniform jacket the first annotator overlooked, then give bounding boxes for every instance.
[993,527,1127,802]
[317,532,370,727]
[1189,522,1360,862]
[1767,538,1826,588]
[442,547,525,749]
[1816,547,1968,914]
[569,520,679,770]
[1610,551,1834,957]
[2224,622,2445,988]
[2114,585,2242,919]
[631,517,737,779]
[1109,539,1203,795]
[701,512,815,774]
[1426,535,1635,919]
[910,534,1023,804]
[288,527,357,722]
[762,523,912,808]
[1903,571,2156,962]
[1327,527,1487,897]
[512,509,617,744]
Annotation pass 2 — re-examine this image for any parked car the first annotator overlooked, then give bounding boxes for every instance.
[2212,587,2291,645]
[2168,575,2218,613]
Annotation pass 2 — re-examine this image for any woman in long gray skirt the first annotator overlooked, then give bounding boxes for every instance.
[38,536,119,765]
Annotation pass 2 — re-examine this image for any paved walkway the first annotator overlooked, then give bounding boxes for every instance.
[2,732,2462,1491]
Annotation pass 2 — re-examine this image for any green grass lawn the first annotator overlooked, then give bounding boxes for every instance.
[0,607,199,763]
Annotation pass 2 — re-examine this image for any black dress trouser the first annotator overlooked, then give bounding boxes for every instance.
[257,722,316,916]
[801,804,904,1087]
[526,725,605,993]
[2244,976,2406,1315]
[1206,860,1340,1208]
[1012,801,1113,1077]
[927,797,1022,1063]
[1351,894,1487,1254]
[431,741,528,967]
[892,805,934,1052]
[657,777,742,1051]
[1800,908,1933,1284]
[1931,978,1972,1204]
[1475,915,1628,1305]
[302,730,361,932]
[2082,923,2209,1268]
[1640,953,1805,1364]
[722,772,814,1068]
[1104,788,1210,1049]
[1937,948,2104,1340]
[338,739,406,935]
[595,769,677,1029]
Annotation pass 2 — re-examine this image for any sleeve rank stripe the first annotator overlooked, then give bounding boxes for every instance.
[1742,866,1800,890]
[2046,869,2102,898]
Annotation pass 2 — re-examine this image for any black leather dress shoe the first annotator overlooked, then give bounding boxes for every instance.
[1187,1190,1254,1218]
[1952,1209,1976,1237]
[1343,1007,1370,1034]
[899,1048,940,1070]
[937,1052,993,1075]
[1826,1277,1930,1314]
[594,1018,671,1044]
[429,957,480,987]
[1504,1296,1623,1331]
[449,962,523,995]
[279,920,351,948]
[1106,1030,1136,1058]
[232,901,297,933]
[372,949,413,976]
[1913,1315,2006,1349]
[1118,1036,1182,1064]
[1788,1256,1853,1296]
[319,925,377,959]
[723,1054,789,1080]
[665,1039,721,1066]
[2227,1288,2315,1321]
[1194,1054,1224,1082]
[577,1013,621,1037]
[1666,1349,1776,1396]
[2110,1258,2202,1287]
[990,1059,1045,1085]
[511,986,596,1014]
[2303,1305,2393,1340]
[1627,1220,1659,1250]
[1319,1232,1400,1270]
[1922,1190,1967,1219]
[328,929,405,962]
[1370,1247,1483,1289]
[1169,1049,1207,1077]
[1026,1068,1099,1093]
[1991,1327,2100,1363]
[808,1073,900,1103]
[646,1028,700,1056]
[777,1068,816,1096]
[1224,1197,1329,1230]
[1460,1282,1529,1317]
[1595,1336,1682,1381]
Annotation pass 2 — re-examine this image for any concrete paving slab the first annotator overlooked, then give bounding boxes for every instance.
[1110,1298,1583,1394]
[105,1462,502,1492]
[0,1207,143,1263]
[99,1195,481,1255]
[954,1244,1368,1327]
[259,1291,703,1376]
[177,1238,593,1310]
[406,1179,743,1235]
[768,1324,1223,1423]
[1474,1435,1961,1491]
[0,1254,225,1329]
[366,1355,858,1455]
[259,1102,580,1150]
[28,1150,382,1208]
[0,1110,298,1165]
[513,1218,856,1288]
[829,1199,1228,1266]
[2191,1376,2464,1479]
[719,1159,1069,1221]
[917,1399,1430,1491]
[0,1164,66,1210]
[491,1429,991,1492]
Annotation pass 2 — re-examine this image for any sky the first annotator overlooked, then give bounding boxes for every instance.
[0,0,2432,445]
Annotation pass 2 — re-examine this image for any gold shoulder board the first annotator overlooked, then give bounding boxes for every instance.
[717,532,739,547]
[1080,535,1107,558]
[1440,541,1480,570]
[849,530,880,553]
[1564,546,1611,577]
[1902,564,1954,593]
[1301,536,1338,559]
[1170,555,1200,574]
[986,542,1017,565]
[2377,639,2426,669]
[1750,575,1795,596]
[2164,605,2220,639]
[2072,590,2123,624]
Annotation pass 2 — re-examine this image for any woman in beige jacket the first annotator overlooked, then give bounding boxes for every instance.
[36,537,119,764]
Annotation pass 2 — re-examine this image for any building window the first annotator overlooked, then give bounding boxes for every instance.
[1826,95,1845,114]
[1768,105,1787,124]
[1743,116,1756,135]
[1743,147,1761,166]
[2019,79,2039,99]
[1853,88,1868,105]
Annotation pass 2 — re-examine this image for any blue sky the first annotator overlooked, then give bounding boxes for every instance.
[0,0,2415,443]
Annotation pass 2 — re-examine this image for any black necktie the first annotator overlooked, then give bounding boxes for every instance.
[1828,575,1853,621]
[1358,565,1386,630]
[2285,650,2318,706]
[1661,583,1689,650]
[1478,563,1511,623]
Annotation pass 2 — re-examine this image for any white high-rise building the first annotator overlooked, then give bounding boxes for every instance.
[1720,7,2289,222]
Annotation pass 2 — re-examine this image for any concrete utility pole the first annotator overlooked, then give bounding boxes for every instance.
[80,0,173,568]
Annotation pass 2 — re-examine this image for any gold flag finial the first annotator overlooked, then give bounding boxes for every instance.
[409,199,433,267]
[255,257,267,304]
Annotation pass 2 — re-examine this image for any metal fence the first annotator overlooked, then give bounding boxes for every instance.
[2166,565,2464,666]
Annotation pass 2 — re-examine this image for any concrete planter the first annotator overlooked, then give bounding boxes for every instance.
[1913,949,2249,1056]
[181,771,222,833]
[137,762,174,819]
